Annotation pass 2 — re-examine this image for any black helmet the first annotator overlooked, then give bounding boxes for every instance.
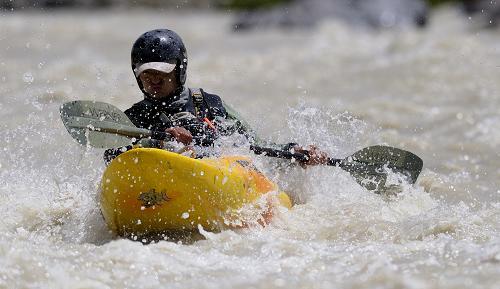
[131,29,188,92]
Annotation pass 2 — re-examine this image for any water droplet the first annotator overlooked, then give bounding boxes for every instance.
[181,212,189,219]
[23,72,34,83]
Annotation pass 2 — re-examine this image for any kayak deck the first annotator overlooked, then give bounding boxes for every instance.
[100,148,292,237]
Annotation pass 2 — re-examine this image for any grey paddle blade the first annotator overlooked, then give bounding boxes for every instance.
[341,145,423,194]
[60,101,151,148]
[84,130,134,148]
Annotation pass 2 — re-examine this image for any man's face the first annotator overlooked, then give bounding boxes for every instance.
[139,70,178,99]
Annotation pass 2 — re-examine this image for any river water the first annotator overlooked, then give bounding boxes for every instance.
[0,7,499,289]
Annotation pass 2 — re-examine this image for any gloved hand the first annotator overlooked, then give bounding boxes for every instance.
[292,145,328,167]
[166,126,193,145]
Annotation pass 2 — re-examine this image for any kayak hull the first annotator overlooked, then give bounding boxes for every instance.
[99,148,292,237]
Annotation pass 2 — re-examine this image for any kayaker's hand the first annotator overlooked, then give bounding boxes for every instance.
[166,127,193,145]
[293,145,328,167]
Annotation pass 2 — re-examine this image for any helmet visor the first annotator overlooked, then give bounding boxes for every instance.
[134,62,176,77]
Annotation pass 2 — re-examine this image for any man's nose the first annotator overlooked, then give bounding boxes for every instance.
[150,76,162,84]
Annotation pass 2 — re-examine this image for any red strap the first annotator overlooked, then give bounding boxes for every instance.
[203,117,217,131]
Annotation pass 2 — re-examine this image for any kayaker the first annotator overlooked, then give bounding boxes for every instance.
[104,29,327,166]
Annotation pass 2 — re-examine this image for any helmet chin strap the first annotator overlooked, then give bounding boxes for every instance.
[173,83,184,95]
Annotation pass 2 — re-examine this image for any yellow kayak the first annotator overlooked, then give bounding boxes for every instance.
[100,148,292,237]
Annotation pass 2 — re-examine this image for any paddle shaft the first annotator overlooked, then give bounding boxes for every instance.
[88,126,171,140]
[249,145,340,166]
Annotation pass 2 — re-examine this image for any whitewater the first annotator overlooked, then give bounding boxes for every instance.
[0,7,499,289]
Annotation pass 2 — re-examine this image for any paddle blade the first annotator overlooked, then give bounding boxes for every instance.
[84,130,135,148]
[60,101,145,148]
[341,145,423,194]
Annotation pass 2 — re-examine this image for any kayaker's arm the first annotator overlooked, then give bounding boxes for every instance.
[223,103,327,162]
[220,101,329,166]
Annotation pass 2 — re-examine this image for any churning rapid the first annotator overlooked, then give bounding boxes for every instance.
[0,7,499,289]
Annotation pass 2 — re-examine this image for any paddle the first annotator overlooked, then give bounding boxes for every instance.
[60,100,423,193]
[250,145,423,193]
[60,100,172,148]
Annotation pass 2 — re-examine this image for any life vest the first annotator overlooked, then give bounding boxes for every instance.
[190,88,226,131]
